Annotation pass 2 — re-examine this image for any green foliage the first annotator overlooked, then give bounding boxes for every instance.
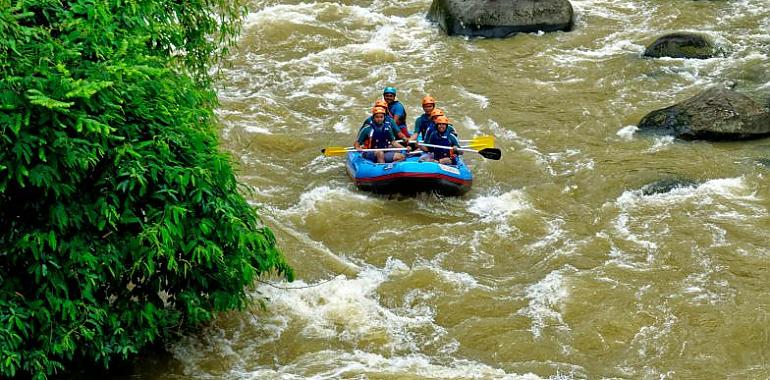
[0,0,293,378]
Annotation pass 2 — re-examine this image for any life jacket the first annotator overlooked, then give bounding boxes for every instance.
[424,122,457,140]
[360,115,397,134]
[426,128,456,161]
[364,122,393,149]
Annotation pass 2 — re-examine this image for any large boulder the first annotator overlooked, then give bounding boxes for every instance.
[428,0,574,38]
[637,87,770,140]
[643,33,721,59]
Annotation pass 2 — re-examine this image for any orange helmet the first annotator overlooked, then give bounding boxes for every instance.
[372,106,387,115]
[434,115,449,124]
[422,96,436,106]
[429,108,445,118]
[374,99,388,108]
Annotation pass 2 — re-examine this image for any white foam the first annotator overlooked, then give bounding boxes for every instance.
[644,135,675,153]
[518,267,575,339]
[460,116,481,132]
[243,4,320,29]
[453,86,489,109]
[467,189,530,221]
[228,350,549,380]
[243,125,272,134]
[616,125,638,140]
[283,185,372,218]
[303,154,346,174]
[616,177,755,207]
[333,116,354,134]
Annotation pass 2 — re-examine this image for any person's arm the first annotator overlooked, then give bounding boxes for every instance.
[391,103,406,127]
[450,134,462,155]
[420,131,433,152]
[410,117,421,141]
[359,118,371,133]
[354,127,369,151]
[399,127,410,139]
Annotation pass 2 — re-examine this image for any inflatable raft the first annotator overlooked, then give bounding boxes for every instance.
[346,151,472,195]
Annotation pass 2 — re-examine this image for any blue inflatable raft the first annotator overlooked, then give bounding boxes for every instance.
[346,151,472,195]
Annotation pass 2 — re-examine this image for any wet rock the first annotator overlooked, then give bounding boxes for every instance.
[428,0,574,38]
[637,87,770,140]
[640,178,698,195]
[643,33,721,59]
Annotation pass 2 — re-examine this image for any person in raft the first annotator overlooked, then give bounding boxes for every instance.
[359,99,403,139]
[410,95,436,143]
[420,115,461,165]
[355,106,406,163]
[428,108,458,137]
[382,86,409,139]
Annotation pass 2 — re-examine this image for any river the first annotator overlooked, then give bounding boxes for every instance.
[135,0,770,378]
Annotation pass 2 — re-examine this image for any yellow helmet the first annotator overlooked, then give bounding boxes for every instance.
[422,96,436,106]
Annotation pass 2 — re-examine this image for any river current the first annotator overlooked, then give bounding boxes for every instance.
[137,0,770,379]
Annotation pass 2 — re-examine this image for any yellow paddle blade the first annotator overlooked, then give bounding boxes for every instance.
[468,135,495,148]
[465,141,492,149]
[321,146,351,157]
[464,139,494,150]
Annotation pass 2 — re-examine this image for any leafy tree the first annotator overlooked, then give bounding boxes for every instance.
[0,0,293,378]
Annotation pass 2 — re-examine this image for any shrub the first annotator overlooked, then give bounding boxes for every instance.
[0,1,293,378]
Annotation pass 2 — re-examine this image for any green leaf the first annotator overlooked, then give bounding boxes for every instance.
[26,90,74,110]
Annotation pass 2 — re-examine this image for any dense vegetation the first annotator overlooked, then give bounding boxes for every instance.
[0,1,293,378]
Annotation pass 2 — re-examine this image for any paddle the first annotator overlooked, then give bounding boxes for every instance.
[321,146,406,157]
[330,135,494,152]
[419,142,502,160]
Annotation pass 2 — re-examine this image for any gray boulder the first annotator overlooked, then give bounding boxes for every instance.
[637,87,770,140]
[428,0,574,38]
[640,178,698,196]
[643,33,721,59]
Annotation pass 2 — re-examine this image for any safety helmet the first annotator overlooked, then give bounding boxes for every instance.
[383,86,397,95]
[429,108,445,118]
[434,115,449,125]
[372,106,387,115]
[374,99,388,108]
[421,96,436,106]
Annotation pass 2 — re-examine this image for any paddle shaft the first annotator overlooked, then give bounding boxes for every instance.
[419,142,472,153]
[419,143,501,160]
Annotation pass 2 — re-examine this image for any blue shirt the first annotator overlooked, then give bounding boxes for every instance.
[413,114,432,140]
[388,100,407,128]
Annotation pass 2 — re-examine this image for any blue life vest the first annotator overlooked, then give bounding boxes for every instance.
[368,123,393,149]
[361,116,399,136]
[426,128,458,161]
